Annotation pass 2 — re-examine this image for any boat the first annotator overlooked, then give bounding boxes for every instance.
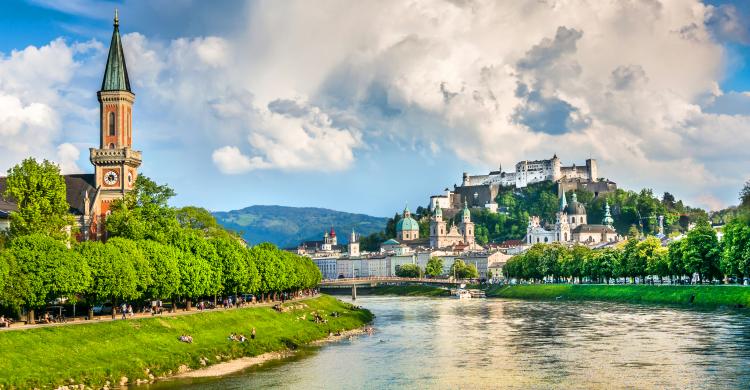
[451,289,472,299]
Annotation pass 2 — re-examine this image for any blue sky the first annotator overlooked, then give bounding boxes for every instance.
[2,0,750,216]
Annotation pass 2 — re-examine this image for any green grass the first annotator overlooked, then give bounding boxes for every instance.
[486,284,750,308]
[321,285,451,297]
[0,295,372,389]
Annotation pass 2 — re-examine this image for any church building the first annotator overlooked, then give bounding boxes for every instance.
[0,11,141,240]
[429,201,477,249]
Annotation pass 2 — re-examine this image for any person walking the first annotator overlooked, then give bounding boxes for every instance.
[251,327,256,340]
[121,303,127,320]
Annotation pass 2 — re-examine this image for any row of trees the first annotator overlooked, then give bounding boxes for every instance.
[0,158,322,322]
[503,220,748,284]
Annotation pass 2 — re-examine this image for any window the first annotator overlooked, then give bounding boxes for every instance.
[544,237,548,243]
[109,112,115,136]
[109,143,115,149]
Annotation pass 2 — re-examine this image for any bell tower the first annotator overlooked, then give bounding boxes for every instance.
[89,10,142,236]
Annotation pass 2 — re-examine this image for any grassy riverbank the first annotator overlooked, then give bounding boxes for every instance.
[321,285,451,297]
[0,295,372,389]
[486,284,750,308]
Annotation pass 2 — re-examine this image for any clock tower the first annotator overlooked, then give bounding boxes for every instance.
[88,10,142,238]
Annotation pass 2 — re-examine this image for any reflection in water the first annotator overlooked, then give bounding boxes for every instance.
[149,297,750,389]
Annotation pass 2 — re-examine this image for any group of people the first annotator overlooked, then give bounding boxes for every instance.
[0,315,12,328]
[227,327,257,343]
[120,303,134,319]
[179,334,193,343]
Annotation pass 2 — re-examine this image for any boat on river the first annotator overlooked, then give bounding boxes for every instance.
[451,289,472,299]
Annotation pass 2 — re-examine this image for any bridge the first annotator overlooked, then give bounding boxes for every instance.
[319,277,464,300]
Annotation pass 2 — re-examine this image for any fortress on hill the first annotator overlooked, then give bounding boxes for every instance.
[430,155,617,213]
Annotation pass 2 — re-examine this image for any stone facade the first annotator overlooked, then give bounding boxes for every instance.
[429,201,477,249]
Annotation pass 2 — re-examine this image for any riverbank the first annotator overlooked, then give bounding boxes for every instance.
[0,295,373,389]
[486,284,750,308]
[321,285,451,297]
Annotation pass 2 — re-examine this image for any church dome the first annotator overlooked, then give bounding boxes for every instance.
[565,193,586,215]
[396,216,419,232]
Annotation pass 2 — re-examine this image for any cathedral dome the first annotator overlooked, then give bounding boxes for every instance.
[565,193,586,215]
[396,216,419,232]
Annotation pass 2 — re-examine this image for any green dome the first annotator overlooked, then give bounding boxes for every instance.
[396,216,419,232]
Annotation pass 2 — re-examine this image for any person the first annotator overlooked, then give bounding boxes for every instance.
[44,312,51,324]
[228,333,237,341]
[0,315,6,328]
[127,304,134,318]
[251,327,256,340]
[238,334,247,342]
[121,303,127,320]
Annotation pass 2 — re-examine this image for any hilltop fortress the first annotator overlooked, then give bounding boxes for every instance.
[430,155,617,212]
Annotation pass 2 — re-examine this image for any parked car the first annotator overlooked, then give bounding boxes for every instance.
[92,303,113,315]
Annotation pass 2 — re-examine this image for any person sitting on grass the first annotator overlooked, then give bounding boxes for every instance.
[179,334,193,343]
[238,334,247,342]
[228,333,237,341]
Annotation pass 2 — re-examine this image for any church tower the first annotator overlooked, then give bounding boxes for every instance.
[89,10,142,238]
[348,229,360,257]
[430,202,446,248]
[460,200,475,245]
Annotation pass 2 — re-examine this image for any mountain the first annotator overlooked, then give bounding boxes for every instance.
[212,205,389,249]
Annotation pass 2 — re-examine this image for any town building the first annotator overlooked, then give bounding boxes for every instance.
[0,12,140,241]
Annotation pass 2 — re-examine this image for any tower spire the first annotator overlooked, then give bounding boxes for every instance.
[101,9,131,92]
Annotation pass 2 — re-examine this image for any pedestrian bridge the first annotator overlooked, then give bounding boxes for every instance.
[319,277,464,299]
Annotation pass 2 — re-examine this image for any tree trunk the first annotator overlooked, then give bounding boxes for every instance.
[27,309,35,325]
[88,307,94,320]
[111,298,117,320]
[186,299,192,311]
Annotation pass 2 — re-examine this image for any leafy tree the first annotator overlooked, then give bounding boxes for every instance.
[177,206,238,239]
[175,249,215,309]
[77,241,138,318]
[210,236,259,295]
[426,256,444,277]
[667,240,687,283]
[541,243,568,282]
[8,234,90,323]
[683,221,721,283]
[395,263,421,278]
[741,179,750,208]
[107,237,152,296]
[567,245,590,283]
[107,176,180,243]
[2,158,75,240]
[450,259,479,279]
[721,217,750,281]
[638,236,665,283]
[138,240,181,301]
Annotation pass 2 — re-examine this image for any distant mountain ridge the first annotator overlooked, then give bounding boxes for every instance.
[212,205,389,249]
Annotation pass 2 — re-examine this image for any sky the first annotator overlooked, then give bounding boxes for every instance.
[1,0,750,217]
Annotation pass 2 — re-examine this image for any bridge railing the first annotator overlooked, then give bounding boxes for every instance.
[319,276,465,285]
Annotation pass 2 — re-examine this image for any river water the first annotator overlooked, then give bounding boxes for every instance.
[150,296,750,389]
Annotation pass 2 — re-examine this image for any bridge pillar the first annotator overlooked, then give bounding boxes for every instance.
[352,284,357,300]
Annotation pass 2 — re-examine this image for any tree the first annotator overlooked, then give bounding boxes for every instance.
[107,237,152,297]
[683,221,721,283]
[77,241,138,318]
[567,245,590,283]
[9,234,90,323]
[138,240,181,301]
[541,243,568,282]
[177,206,238,239]
[107,176,180,243]
[721,217,750,281]
[3,158,75,239]
[741,179,750,208]
[426,257,444,277]
[638,236,666,283]
[395,263,420,278]
[667,240,687,283]
[210,236,259,295]
[450,259,479,279]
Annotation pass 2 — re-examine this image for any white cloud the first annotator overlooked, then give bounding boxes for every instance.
[4,0,750,210]
[212,146,270,174]
[56,142,82,174]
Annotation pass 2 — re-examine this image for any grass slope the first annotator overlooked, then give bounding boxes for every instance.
[0,296,372,389]
[213,205,388,248]
[487,284,750,308]
[322,285,451,297]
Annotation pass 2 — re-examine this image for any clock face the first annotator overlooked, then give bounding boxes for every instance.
[104,170,119,186]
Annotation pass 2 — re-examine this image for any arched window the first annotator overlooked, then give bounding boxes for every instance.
[109,143,115,149]
[544,237,548,243]
[109,112,115,136]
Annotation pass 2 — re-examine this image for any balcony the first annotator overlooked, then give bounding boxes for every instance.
[89,147,142,166]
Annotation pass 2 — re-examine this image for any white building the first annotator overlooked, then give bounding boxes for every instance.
[462,155,598,189]
[313,257,339,280]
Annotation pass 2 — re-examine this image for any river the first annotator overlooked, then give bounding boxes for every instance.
[149,296,750,389]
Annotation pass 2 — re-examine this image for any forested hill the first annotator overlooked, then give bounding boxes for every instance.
[212,205,388,248]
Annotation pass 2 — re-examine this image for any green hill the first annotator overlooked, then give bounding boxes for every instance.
[212,205,388,248]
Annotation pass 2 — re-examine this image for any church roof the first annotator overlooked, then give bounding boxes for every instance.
[0,174,96,216]
[382,239,400,245]
[101,10,132,92]
[396,216,419,232]
[572,224,616,234]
